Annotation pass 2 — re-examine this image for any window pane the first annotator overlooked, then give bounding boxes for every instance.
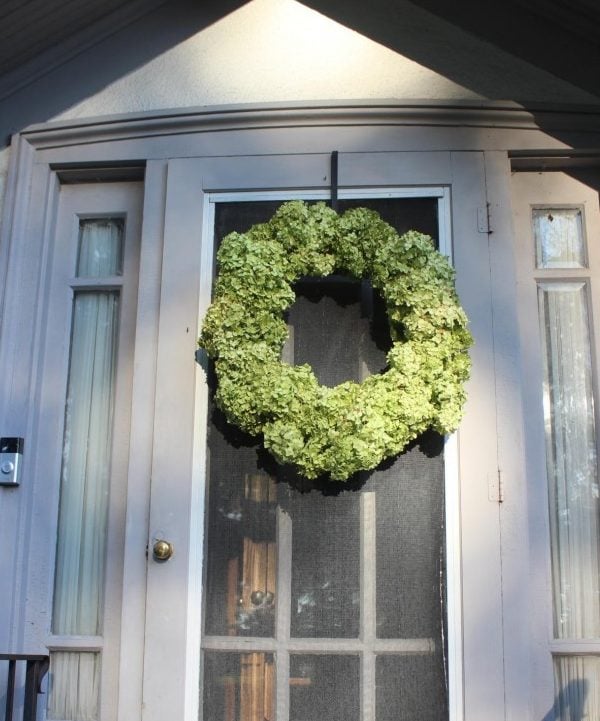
[554,656,600,721]
[376,654,448,721]
[376,432,445,638]
[47,652,100,721]
[53,292,120,635]
[289,487,360,638]
[204,425,277,638]
[77,218,124,277]
[204,199,448,720]
[287,279,375,638]
[538,282,600,639]
[203,652,274,721]
[290,278,387,386]
[289,655,360,721]
[534,208,585,269]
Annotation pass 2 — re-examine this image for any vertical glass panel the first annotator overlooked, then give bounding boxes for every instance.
[554,656,600,721]
[534,208,585,269]
[538,282,600,639]
[289,655,360,721]
[204,440,277,637]
[47,652,100,721]
[0,662,8,714]
[288,279,371,638]
[77,218,124,277]
[376,432,445,639]
[376,654,448,721]
[53,292,120,635]
[289,487,360,638]
[203,652,274,721]
[291,278,387,386]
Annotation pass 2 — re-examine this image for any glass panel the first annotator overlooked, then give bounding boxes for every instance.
[47,652,100,721]
[376,432,445,639]
[534,208,585,269]
[554,656,600,721]
[77,218,124,277]
[53,292,120,635]
[204,447,277,637]
[203,652,274,721]
[376,654,448,721]
[289,655,360,721]
[289,487,360,638]
[538,282,600,639]
[290,278,387,386]
[0,662,7,713]
[287,278,380,639]
[205,198,448,718]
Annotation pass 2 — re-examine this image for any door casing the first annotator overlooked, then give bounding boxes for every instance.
[141,153,498,721]
[0,105,556,720]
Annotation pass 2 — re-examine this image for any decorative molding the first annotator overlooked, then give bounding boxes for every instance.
[19,100,600,150]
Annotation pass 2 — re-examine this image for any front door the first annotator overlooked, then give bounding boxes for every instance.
[140,153,500,721]
[14,152,499,721]
[202,198,446,721]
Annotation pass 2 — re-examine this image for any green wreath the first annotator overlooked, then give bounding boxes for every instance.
[199,201,472,480]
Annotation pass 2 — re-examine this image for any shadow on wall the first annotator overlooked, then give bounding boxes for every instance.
[303,0,600,99]
[0,0,247,144]
[542,679,589,721]
[301,0,600,154]
[0,0,599,149]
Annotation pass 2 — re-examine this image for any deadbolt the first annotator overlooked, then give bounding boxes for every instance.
[152,539,174,561]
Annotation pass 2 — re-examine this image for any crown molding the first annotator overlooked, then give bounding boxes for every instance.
[15,99,600,150]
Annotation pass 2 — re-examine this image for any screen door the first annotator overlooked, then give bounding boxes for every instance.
[200,199,448,721]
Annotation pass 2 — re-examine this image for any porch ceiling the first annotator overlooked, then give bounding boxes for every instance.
[0,0,167,76]
[1,0,599,96]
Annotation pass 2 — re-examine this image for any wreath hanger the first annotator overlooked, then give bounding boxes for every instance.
[329,151,371,315]
[330,150,338,212]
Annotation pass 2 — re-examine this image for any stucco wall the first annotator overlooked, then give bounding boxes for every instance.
[0,0,597,221]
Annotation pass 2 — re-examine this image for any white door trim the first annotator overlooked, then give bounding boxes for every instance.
[143,162,481,721]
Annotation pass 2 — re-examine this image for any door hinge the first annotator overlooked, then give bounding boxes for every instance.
[477,204,492,235]
[488,469,504,503]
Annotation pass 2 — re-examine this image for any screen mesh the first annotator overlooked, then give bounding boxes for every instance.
[375,431,445,639]
[203,198,447,720]
[289,655,360,721]
[203,652,275,721]
[377,654,448,721]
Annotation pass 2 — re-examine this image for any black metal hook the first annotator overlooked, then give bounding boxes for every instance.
[330,150,338,212]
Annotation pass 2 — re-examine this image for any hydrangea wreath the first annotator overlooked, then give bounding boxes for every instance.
[199,201,472,480]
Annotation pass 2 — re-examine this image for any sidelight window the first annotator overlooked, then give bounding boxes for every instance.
[535,205,600,719]
[49,218,124,721]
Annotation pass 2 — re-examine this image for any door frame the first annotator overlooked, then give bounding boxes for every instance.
[1,103,565,719]
[200,186,461,721]
[142,153,498,721]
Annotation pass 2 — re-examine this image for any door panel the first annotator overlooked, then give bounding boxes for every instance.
[202,197,447,721]
[142,153,497,721]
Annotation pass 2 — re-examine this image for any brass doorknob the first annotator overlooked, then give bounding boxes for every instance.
[152,539,174,561]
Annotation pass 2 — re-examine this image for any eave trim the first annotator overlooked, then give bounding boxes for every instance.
[19,100,600,150]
